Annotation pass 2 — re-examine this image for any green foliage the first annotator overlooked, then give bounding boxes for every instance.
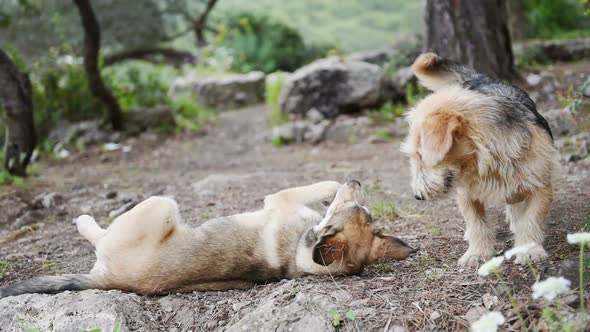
[271,136,291,147]
[218,12,330,73]
[0,259,10,279]
[82,322,121,332]
[266,73,288,127]
[541,308,576,332]
[104,64,173,112]
[170,96,215,132]
[328,309,356,327]
[523,0,588,39]
[33,59,103,124]
[369,102,406,123]
[215,0,423,51]
[0,153,25,186]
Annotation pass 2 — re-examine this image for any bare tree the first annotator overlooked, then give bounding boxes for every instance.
[424,0,516,80]
[73,0,123,131]
[0,49,36,176]
[162,0,220,47]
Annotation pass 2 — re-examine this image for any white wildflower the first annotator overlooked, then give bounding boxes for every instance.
[471,311,505,332]
[566,232,590,245]
[103,143,122,151]
[504,243,536,259]
[532,276,571,300]
[478,256,504,277]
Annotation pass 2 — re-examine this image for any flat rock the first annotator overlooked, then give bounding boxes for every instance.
[0,290,147,331]
[170,72,265,110]
[225,280,352,332]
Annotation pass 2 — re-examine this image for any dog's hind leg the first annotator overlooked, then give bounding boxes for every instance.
[506,184,552,264]
[75,215,107,247]
[264,181,341,209]
[457,190,496,267]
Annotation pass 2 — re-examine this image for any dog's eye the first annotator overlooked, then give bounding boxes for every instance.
[321,201,330,207]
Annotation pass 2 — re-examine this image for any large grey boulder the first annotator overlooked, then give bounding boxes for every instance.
[279,57,386,118]
[0,290,147,332]
[170,72,265,110]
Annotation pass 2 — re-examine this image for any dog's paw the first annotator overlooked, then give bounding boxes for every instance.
[458,250,493,268]
[75,214,96,228]
[513,246,548,265]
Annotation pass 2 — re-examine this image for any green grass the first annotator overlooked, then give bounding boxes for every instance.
[82,322,121,332]
[266,72,289,127]
[373,128,394,142]
[370,201,401,221]
[170,96,216,132]
[0,259,10,279]
[271,136,291,147]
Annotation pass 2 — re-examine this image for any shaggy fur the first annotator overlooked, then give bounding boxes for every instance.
[402,53,555,266]
[0,181,414,298]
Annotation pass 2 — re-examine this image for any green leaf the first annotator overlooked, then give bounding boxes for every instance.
[112,322,121,332]
[345,310,356,321]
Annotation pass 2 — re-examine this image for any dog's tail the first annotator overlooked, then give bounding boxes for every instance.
[0,274,98,299]
[412,53,482,91]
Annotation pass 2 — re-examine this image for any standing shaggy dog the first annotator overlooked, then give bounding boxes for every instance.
[401,53,554,266]
[0,180,414,298]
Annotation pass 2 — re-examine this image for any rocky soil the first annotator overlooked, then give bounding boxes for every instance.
[0,62,589,332]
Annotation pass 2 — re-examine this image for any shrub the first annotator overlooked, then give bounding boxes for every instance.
[218,12,330,73]
[523,0,588,39]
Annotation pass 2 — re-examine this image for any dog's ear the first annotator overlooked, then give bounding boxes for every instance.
[420,111,463,166]
[313,232,348,266]
[366,233,415,265]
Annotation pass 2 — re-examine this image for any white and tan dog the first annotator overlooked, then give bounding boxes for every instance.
[0,180,414,298]
[402,53,555,266]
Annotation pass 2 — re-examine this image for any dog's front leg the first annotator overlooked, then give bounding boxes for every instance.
[506,184,551,264]
[264,181,341,209]
[457,191,495,267]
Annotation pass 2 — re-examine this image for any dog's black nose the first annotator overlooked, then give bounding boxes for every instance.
[414,194,424,200]
[348,180,361,187]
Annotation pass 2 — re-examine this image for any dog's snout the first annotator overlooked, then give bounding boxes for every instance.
[347,180,361,188]
[414,194,424,200]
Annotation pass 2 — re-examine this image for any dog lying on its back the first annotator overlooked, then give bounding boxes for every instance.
[0,180,414,298]
[402,53,555,266]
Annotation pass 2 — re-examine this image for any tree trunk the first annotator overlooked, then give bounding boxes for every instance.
[424,0,516,81]
[0,49,36,177]
[505,0,529,40]
[73,0,124,131]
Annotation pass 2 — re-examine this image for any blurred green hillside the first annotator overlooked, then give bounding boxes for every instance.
[213,0,423,51]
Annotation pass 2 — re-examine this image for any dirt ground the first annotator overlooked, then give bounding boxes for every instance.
[1,62,589,331]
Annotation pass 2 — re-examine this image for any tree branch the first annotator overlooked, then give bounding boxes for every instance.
[73,0,123,131]
[104,47,196,66]
[193,0,219,47]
